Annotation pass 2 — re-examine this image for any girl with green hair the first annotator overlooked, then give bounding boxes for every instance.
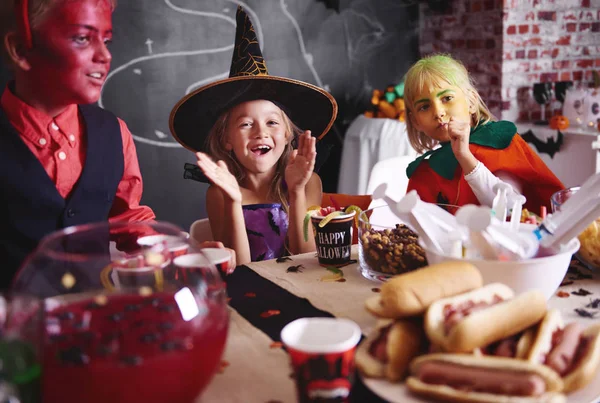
[403,54,563,214]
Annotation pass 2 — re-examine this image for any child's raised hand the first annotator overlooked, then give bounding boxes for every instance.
[285,130,316,192]
[196,152,242,203]
[447,116,472,158]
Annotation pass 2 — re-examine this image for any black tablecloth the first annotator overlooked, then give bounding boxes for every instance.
[226,265,387,402]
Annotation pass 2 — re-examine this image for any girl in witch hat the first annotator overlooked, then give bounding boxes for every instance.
[170,7,337,264]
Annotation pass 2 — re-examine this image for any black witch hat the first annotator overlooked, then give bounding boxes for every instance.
[169,6,338,155]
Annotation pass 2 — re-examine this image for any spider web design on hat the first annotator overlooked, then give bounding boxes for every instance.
[230,8,268,77]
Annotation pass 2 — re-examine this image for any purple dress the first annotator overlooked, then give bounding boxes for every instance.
[242,203,289,261]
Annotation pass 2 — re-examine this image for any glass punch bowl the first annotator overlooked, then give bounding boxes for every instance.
[13,221,228,403]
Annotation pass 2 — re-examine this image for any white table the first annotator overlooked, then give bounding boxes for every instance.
[338,115,416,195]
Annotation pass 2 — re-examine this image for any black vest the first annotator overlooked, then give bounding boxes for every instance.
[0,104,124,288]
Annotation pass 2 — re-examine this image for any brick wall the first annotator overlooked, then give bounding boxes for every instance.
[419,0,504,118]
[419,0,600,122]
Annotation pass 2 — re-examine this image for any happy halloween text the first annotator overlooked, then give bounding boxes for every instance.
[316,231,351,260]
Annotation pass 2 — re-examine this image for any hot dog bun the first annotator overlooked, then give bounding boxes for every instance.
[563,323,600,393]
[355,319,423,382]
[365,261,482,318]
[527,310,600,393]
[516,327,538,359]
[406,354,566,403]
[525,309,563,362]
[425,284,547,353]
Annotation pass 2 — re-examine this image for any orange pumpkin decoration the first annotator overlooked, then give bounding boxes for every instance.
[549,115,570,131]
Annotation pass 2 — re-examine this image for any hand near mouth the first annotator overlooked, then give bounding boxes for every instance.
[446,117,479,175]
[196,152,242,203]
[285,130,316,192]
[447,117,472,158]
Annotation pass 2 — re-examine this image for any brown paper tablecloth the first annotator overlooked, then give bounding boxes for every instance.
[199,308,296,403]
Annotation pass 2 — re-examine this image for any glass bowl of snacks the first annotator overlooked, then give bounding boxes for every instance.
[551,187,600,270]
[13,221,228,403]
[357,203,451,282]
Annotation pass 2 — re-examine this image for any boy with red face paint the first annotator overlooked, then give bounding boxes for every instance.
[0,0,157,287]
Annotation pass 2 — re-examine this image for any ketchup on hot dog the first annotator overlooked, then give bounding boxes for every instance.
[442,294,505,334]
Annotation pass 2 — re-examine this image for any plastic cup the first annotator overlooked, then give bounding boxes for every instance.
[173,248,232,280]
[137,234,189,258]
[281,318,362,403]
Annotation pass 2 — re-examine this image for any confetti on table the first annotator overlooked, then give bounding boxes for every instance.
[556,291,570,298]
[260,310,281,318]
[586,299,600,309]
[572,288,593,296]
[244,292,256,298]
[575,308,597,318]
[217,360,230,374]
[560,280,574,287]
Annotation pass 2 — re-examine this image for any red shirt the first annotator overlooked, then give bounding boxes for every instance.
[1,86,155,223]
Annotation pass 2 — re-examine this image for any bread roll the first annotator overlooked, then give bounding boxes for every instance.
[365,261,482,319]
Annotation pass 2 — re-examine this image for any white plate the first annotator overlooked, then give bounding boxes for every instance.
[362,368,600,403]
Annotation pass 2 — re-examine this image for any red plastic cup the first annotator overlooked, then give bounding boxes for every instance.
[281,318,362,403]
[137,234,189,258]
[173,248,232,278]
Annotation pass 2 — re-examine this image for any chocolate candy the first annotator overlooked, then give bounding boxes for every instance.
[360,224,427,275]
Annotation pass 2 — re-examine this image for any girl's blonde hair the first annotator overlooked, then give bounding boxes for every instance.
[404,53,495,154]
[205,103,303,215]
[0,0,117,63]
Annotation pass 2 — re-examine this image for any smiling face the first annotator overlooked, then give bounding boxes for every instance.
[409,83,474,143]
[23,0,113,109]
[224,99,291,177]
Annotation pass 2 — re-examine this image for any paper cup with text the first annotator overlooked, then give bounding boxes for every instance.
[281,318,362,403]
[311,211,355,267]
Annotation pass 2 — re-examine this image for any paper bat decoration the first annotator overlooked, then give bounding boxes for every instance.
[521,129,564,158]
[316,0,340,12]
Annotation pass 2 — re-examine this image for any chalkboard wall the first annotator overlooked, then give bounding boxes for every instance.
[0,0,419,231]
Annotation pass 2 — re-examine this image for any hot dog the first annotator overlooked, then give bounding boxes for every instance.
[425,283,547,353]
[406,354,566,403]
[527,310,600,393]
[365,261,483,318]
[355,319,424,382]
[475,326,537,359]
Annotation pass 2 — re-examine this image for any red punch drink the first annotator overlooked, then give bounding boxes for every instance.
[43,291,228,403]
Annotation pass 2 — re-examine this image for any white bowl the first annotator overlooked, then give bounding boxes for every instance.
[421,235,580,300]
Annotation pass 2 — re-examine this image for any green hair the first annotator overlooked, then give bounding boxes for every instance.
[404,53,495,153]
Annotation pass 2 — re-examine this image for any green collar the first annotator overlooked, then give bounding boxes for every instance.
[406,120,517,180]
